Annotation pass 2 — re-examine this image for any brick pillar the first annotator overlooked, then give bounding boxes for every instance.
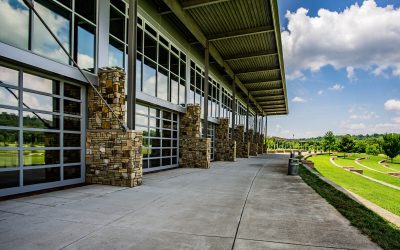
[247,129,258,156]
[86,68,143,187]
[258,133,264,154]
[179,104,211,168]
[215,118,236,161]
[234,125,249,158]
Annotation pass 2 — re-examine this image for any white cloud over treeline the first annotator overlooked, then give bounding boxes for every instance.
[282,0,400,80]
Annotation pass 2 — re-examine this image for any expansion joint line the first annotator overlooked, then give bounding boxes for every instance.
[231,165,263,250]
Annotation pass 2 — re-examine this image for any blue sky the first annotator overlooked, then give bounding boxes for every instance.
[268,0,400,139]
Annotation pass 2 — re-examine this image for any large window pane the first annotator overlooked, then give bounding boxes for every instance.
[0,0,29,49]
[0,130,18,147]
[170,75,179,104]
[24,167,60,186]
[109,38,124,68]
[75,0,96,23]
[76,18,95,72]
[64,165,81,180]
[64,83,81,100]
[0,108,18,127]
[0,171,19,189]
[179,80,186,105]
[23,112,60,130]
[64,117,81,131]
[64,133,81,147]
[110,5,125,41]
[143,59,156,96]
[0,150,18,168]
[23,73,60,95]
[144,34,157,61]
[32,1,70,64]
[0,86,18,107]
[158,45,169,69]
[157,67,168,101]
[64,100,80,115]
[0,66,19,86]
[23,92,60,113]
[64,150,80,163]
[23,131,59,147]
[23,149,60,166]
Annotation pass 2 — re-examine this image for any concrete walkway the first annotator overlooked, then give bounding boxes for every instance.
[0,155,379,250]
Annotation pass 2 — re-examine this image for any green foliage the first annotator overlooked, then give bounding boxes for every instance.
[338,135,355,157]
[354,140,367,153]
[322,131,336,154]
[366,144,381,156]
[382,134,400,162]
[300,165,400,250]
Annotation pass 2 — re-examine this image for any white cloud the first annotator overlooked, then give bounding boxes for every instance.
[317,90,324,95]
[329,84,344,91]
[286,70,305,80]
[341,122,367,131]
[392,117,400,124]
[291,96,307,103]
[282,1,400,79]
[384,99,400,111]
[348,105,379,120]
[346,66,356,81]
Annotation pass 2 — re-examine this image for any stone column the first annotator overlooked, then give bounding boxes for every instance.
[215,118,236,161]
[86,68,143,187]
[247,129,258,156]
[234,125,249,158]
[258,133,265,154]
[179,104,211,168]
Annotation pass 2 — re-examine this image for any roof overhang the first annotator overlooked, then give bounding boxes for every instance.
[158,0,288,116]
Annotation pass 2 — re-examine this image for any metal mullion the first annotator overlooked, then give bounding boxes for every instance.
[22,128,61,133]
[63,96,83,103]
[22,147,61,150]
[64,162,81,167]
[110,3,127,17]
[74,12,97,28]
[21,108,61,117]
[22,88,61,99]
[0,167,19,172]
[63,147,81,150]
[0,125,19,130]
[23,164,61,171]
[0,147,19,151]
[63,113,82,119]
[63,131,82,134]
[60,81,64,181]
[18,69,23,188]
[110,33,126,46]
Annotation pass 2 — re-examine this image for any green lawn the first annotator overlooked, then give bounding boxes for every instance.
[385,156,400,171]
[334,155,400,188]
[300,165,400,250]
[0,149,47,167]
[308,154,400,216]
[359,155,397,173]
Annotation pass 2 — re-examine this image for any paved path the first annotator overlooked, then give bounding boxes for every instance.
[0,155,379,249]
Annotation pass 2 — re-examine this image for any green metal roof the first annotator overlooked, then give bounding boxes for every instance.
[160,0,288,116]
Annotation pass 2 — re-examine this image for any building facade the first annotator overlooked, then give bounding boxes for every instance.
[0,0,287,196]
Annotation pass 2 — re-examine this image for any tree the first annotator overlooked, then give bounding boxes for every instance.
[366,144,380,156]
[338,135,355,158]
[322,131,336,155]
[382,134,400,162]
[354,140,367,153]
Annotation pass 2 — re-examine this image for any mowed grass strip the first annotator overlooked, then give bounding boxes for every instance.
[309,154,400,216]
[359,155,397,173]
[385,156,400,171]
[334,155,400,188]
[299,165,400,250]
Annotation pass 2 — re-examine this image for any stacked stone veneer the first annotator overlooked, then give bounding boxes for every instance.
[257,133,265,154]
[215,118,236,161]
[234,125,249,158]
[246,129,258,156]
[86,68,143,187]
[179,104,211,168]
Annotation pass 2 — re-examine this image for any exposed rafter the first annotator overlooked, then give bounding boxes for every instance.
[161,0,263,112]
[258,100,285,105]
[207,25,274,42]
[235,66,280,75]
[243,77,282,85]
[182,0,229,9]
[224,50,278,61]
[254,95,284,101]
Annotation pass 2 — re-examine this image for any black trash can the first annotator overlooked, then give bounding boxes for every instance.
[288,158,299,175]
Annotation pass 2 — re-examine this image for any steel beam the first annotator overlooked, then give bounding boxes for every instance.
[182,0,229,9]
[127,0,138,130]
[224,50,277,61]
[208,25,274,42]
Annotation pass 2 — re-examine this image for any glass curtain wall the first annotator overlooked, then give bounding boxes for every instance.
[0,64,84,193]
[0,0,97,72]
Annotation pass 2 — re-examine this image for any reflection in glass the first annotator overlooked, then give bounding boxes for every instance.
[162,158,171,166]
[64,150,80,163]
[24,167,60,185]
[0,108,18,127]
[143,59,156,96]
[64,117,81,131]
[0,170,19,189]
[0,130,18,147]
[109,4,125,41]
[0,150,18,168]
[64,165,81,180]
[23,131,59,147]
[23,73,59,95]
[23,112,60,130]
[0,0,29,49]
[109,39,124,68]
[75,0,97,23]
[136,104,147,115]
[157,67,168,101]
[76,18,95,72]
[23,92,59,113]
[64,133,80,147]
[158,45,169,69]
[33,1,70,64]
[64,83,81,100]
[136,56,143,91]
[170,75,179,104]
[23,149,60,166]
[0,66,19,86]
[149,158,160,168]
[0,87,18,107]
[179,80,186,105]
[135,114,148,127]
[170,54,179,76]
[144,33,157,61]
[64,100,80,115]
